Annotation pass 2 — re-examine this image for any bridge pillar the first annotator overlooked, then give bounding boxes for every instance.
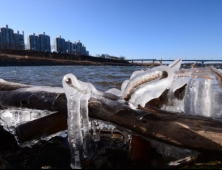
[202,61,205,67]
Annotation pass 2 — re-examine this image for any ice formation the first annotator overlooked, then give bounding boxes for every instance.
[62,73,125,169]
[161,67,222,119]
[122,59,181,108]
[63,74,92,169]
[62,59,222,168]
[0,108,63,147]
[120,59,222,120]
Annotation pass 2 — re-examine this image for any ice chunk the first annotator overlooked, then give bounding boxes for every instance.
[121,80,129,93]
[123,69,164,101]
[0,109,52,131]
[128,66,175,107]
[130,70,145,80]
[106,88,122,97]
[168,59,182,72]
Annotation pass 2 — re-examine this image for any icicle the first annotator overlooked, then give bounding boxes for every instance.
[68,94,84,169]
[63,74,94,169]
[80,93,91,158]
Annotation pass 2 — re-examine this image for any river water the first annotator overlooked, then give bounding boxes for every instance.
[0,66,147,91]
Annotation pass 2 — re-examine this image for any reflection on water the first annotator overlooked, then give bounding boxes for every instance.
[0,66,147,91]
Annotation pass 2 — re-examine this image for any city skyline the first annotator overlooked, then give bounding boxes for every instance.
[0,24,89,55]
[0,0,221,59]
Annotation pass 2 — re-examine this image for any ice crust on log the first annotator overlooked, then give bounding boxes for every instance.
[0,108,67,147]
[159,67,222,119]
[120,59,222,120]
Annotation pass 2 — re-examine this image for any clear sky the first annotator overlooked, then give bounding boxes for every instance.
[0,0,221,60]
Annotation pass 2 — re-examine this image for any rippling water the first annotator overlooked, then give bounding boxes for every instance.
[0,66,147,91]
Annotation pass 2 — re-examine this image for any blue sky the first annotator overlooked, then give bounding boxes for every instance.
[0,0,221,59]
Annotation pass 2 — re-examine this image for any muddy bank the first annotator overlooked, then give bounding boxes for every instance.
[0,54,132,66]
[0,49,131,66]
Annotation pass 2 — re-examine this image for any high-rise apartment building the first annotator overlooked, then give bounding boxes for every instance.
[27,33,39,51]
[0,32,2,48]
[0,25,14,49]
[27,32,51,52]
[14,31,25,50]
[65,40,72,54]
[72,40,89,56]
[54,36,66,53]
[38,32,51,52]
[81,45,87,55]
[0,25,24,50]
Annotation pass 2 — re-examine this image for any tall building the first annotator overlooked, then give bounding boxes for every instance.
[0,25,14,49]
[54,36,66,53]
[14,31,25,50]
[0,25,25,50]
[27,33,39,51]
[27,32,51,52]
[38,32,51,52]
[65,40,72,54]
[73,40,89,56]
[0,32,2,48]
[82,45,87,55]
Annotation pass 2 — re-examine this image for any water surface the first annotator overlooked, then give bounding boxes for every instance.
[0,66,147,91]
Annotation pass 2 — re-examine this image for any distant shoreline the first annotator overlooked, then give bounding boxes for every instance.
[0,52,160,67]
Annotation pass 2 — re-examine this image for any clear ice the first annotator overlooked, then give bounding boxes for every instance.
[0,108,62,147]
[120,59,222,120]
[63,74,93,169]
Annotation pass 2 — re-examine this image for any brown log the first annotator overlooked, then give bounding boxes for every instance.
[1,80,222,153]
[16,112,68,143]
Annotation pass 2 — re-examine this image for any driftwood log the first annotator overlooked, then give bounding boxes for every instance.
[1,79,222,153]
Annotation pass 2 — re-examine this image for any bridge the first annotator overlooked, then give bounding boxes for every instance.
[126,59,222,67]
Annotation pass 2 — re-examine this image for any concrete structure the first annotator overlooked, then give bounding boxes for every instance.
[27,33,39,51]
[54,36,66,53]
[0,25,14,49]
[38,32,51,52]
[72,40,89,56]
[14,31,25,50]
[74,40,83,55]
[0,25,24,50]
[0,31,2,48]
[81,45,86,55]
[65,40,72,54]
[27,32,51,52]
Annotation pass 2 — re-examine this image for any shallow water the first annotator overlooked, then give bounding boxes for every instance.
[0,66,147,91]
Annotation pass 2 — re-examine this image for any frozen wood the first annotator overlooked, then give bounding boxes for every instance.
[1,79,222,153]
